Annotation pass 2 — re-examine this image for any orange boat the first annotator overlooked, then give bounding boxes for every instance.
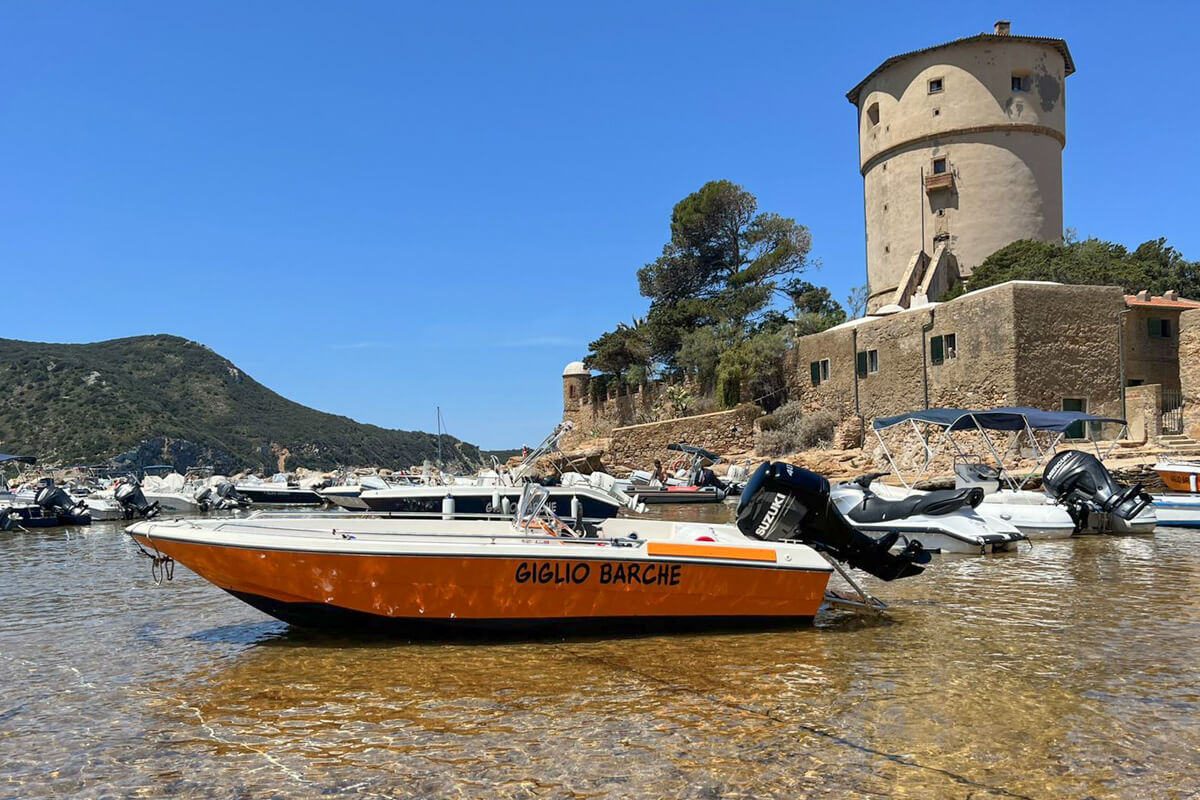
[1154,460,1200,493]
[126,465,929,634]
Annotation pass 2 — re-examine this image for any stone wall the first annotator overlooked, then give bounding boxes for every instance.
[561,385,658,449]
[1011,283,1126,417]
[1124,383,1162,443]
[790,281,1127,429]
[1179,309,1200,439]
[608,406,762,468]
[1123,307,1184,392]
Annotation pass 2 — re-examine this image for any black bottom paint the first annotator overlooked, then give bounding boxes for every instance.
[227,590,815,640]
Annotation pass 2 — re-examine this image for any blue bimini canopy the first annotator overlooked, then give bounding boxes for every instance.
[873,408,1126,433]
[0,454,36,465]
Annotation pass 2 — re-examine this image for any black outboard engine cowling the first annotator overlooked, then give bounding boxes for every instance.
[1042,450,1152,533]
[114,480,160,520]
[35,484,91,526]
[736,462,930,581]
[213,480,246,508]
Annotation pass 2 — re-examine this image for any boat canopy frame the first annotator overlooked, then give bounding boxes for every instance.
[870,408,1129,491]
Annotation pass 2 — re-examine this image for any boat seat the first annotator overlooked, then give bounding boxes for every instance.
[847,487,984,524]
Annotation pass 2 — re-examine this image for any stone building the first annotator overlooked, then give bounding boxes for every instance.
[790,281,1200,431]
[1121,292,1200,393]
[847,21,1073,312]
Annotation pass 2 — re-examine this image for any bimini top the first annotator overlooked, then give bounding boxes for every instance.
[667,443,720,462]
[873,407,1126,433]
[0,454,36,465]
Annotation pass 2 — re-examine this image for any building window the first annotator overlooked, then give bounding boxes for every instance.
[866,102,880,127]
[568,385,577,398]
[810,359,830,386]
[856,349,879,377]
[932,157,947,175]
[928,77,943,94]
[1148,318,1172,338]
[930,333,957,365]
[1063,398,1088,439]
[1012,73,1029,92]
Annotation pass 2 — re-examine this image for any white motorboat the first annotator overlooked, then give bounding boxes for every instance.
[1149,494,1200,528]
[358,472,641,522]
[125,463,931,633]
[871,408,1156,537]
[830,477,1027,554]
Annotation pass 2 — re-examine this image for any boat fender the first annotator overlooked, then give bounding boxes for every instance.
[571,496,583,523]
[501,497,512,516]
[442,494,455,520]
[490,491,501,515]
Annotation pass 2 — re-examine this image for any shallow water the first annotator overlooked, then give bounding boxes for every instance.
[1,508,1198,799]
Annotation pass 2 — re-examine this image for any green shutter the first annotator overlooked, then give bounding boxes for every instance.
[856,351,868,378]
[931,335,944,365]
[810,361,821,386]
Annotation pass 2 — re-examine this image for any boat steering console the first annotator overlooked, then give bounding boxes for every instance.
[736,462,931,581]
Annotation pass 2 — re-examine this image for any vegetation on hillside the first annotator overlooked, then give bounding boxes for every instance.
[952,236,1200,299]
[584,180,846,413]
[0,335,485,472]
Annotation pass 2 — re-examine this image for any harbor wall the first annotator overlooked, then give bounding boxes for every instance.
[607,406,762,468]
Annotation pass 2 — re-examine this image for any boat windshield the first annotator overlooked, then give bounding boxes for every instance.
[513,483,550,532]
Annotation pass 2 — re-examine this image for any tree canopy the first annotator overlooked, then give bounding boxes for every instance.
[963,237,1200,298]
[584,179,823,412]
[637,180,813,334]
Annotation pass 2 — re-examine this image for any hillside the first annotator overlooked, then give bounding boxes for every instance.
[0,335,487,472]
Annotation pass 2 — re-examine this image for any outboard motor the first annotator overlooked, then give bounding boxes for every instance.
[212,480,247,509]
[1042,450,1152,534]
[35,483,91,526]
[736,462,930,581]
[114,480,160,520]
[192,485,213,512]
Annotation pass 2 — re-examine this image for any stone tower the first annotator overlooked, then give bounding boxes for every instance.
[847,21,1074,312]
[562,361,590,413]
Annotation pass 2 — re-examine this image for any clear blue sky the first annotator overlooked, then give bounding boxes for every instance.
[3,2,1197,449]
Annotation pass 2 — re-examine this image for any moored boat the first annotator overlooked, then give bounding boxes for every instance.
[126,463,930,634]
[1153,459,1200,493]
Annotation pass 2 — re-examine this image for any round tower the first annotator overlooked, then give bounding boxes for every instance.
[562,361,590,413]
[847,21,1074,312]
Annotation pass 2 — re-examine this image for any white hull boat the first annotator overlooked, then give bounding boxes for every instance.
[1149,494,1200,528]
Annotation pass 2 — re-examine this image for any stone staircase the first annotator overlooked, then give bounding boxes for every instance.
[1157,434,1200,456]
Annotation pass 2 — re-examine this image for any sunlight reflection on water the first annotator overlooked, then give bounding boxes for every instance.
[0,511,1197,798]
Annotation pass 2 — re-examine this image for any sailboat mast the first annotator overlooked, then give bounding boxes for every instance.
[436,406,444,468]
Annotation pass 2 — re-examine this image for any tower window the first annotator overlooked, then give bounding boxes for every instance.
[932,158,947,174]
[928,77,944,94]
[1012,72,1030,92]
[866,102,880,127]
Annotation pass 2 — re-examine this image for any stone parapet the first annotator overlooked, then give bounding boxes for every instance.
[608,406,762,468]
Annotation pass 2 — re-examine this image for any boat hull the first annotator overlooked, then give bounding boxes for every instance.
[633,488,726,505]
[127,535,830,631]
[1151,495,1200,527]
[237,487,324,505]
